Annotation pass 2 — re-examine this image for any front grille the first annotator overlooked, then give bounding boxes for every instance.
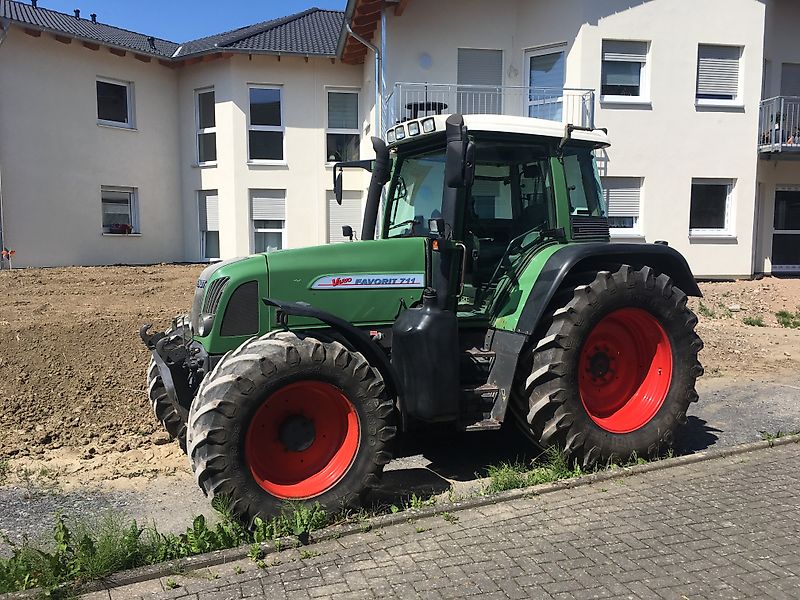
[571,216,610,240]
[220,281,259,337]
[202,277,230,314]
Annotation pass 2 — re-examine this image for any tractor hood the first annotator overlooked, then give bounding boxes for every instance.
[265,237,427,328]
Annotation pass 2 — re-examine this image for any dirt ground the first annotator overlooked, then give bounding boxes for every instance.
[0,265,799,489]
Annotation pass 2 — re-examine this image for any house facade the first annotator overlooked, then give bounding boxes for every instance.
[0,0,797,277]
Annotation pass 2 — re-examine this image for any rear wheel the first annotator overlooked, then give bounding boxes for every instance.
[187,331,396,523]
[512,265,703,468]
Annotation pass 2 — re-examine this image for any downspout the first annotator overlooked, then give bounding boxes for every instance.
[345,20,382,134]
[0,19,9,264]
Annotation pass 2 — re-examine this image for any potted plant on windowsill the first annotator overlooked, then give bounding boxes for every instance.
[108,223,133,234]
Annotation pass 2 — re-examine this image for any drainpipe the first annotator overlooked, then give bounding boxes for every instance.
[0,19,8,264]
[345,19,382,135]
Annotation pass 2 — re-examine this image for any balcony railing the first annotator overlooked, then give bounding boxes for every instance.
[759,96,800,153]
[385,83,595,133]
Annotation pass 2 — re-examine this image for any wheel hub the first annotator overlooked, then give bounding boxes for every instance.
[578,308,673,434]
[587,348,612,379]
[279,415,316,452]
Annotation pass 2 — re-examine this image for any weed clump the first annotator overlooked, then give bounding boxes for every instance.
[775,310,800,329]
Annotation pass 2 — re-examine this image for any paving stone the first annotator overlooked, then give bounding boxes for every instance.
[83,444,800,600]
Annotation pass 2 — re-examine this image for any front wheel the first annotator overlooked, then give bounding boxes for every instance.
[512,265,703,468]
[187,331,397,523]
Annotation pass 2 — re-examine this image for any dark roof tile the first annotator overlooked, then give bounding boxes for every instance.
[0,0,179,57]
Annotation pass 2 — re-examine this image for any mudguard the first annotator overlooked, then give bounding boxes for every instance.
[515,242,702,337]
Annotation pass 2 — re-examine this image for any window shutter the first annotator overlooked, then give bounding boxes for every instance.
[251,190,286,220]
[602,177,641,218]
[328,92,359,130]
[602,40,647,63]
[457,49,503,86]
[199,192,219,231]
[780,63,800,97]
[328,192,362,242]
[697,45,740,97]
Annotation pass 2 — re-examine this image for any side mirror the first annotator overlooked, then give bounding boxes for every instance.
[444,115,474,189]
[342,225,354,241]
[334,171,344,206]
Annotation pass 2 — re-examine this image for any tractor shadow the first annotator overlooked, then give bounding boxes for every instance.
[673,415,721,455]
[370,416,720,506]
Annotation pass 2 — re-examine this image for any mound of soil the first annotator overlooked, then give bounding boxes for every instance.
[0,264,798,464]
[0,265,203,458]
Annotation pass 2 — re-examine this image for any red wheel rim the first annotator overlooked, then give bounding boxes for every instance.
[578,308,673,434]
[244,381,360,499]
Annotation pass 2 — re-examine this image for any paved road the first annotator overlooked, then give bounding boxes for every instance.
[86,440,800,599]
[2,376,799,546]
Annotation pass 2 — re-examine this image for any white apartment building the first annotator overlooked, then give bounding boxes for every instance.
[0,0,797,277]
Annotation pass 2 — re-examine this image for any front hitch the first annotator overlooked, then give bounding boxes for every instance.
[140,319,196,410]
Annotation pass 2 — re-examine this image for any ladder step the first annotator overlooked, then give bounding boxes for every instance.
[464,418,502,432]
[464,348,496,360]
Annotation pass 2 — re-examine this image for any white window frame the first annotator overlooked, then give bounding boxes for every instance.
[326,88,360,164]
[252,219,286,253]
[695,44,744,108]
[198,189,219,261]
[97,76,135,129]
[101,185,139,235]
[247,85,285,164]
[250,189,287,253]
[195,88,217,166]
[523,44,567,122]
[689,178,736,238]
[599,40,651,105]
[602,176,643,237]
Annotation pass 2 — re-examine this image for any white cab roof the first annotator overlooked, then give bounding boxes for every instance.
[387,114,611,148]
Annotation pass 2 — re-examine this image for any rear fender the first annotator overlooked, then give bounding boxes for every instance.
[515,242,701,337]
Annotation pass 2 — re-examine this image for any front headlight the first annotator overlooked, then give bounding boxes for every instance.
[197,314,215,337]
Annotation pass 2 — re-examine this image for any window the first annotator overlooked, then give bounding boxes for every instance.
[602,177,642,233]
[601,40,649,99]
[696,45,742,105]
[97,78,133,127]
[526,48,565,121]
[328,191,362,242]
[689,179,734,235]
[327,91,360,163]
[562,148,606,218]
[248,87,283,161]
[457,48,503,114]
[196,89,216,164]
[198,190,219,259]
[101,186,138,234]
[250,190,286,252]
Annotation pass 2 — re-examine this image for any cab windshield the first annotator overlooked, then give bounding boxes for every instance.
[384,139,555,240]
[385,150,446,237]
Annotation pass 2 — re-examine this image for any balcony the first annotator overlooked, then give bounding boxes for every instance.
[385,83,595,132]
[759,96,800,156]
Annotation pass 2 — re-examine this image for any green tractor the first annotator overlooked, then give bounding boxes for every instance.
[141,114,703,523]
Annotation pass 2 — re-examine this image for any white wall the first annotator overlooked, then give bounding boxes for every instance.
[177,54,366,261]
[0,27,182,267]
[381,0,766,278]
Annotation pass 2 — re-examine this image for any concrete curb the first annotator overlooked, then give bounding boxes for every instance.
[4,433,799,599]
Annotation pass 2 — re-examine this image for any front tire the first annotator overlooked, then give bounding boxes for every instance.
[513,265,703,468]
[147,318,190,451]
[187,331,397,523]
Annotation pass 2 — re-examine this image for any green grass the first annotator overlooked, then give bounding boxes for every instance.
[743,316,766,327]
[697,301,716,319]
[775,310,800,329]
[760,429,800,443]
[0,500,330,596]
[483,447,584,495]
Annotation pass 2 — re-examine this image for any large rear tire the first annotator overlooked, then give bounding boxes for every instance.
[512,265,703,468]
[187,331,396,523]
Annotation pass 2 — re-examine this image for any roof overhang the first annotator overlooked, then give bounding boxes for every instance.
[338,0,410,65]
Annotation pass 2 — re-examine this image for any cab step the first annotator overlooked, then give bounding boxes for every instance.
[464,417,502,432]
